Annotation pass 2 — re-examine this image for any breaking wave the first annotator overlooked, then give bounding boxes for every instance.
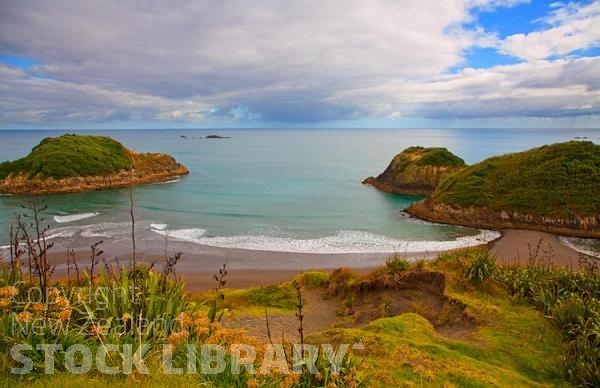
[559,236,600,258]
[54,212,99,223]
[150,225,500,254]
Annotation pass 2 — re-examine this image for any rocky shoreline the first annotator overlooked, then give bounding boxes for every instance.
[0,152,189,195]
[406,200,600,238]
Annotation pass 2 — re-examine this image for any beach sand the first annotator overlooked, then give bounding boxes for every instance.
[15,229,589,291]
[489,229,584,269]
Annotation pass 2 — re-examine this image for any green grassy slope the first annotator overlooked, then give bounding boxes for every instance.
[0,134,133,180]
[433,141,600,218]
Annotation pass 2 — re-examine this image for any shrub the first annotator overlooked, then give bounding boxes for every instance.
[462,251,496,285]
[385,254,410,274]
[295,271,329,290]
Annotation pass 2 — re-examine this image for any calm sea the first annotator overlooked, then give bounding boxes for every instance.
[0,128,598,254]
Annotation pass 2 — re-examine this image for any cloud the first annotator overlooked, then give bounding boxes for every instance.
[0,0,598,126]
[500,1,600,60]
[0,65,212,124]
[327,57,600,119]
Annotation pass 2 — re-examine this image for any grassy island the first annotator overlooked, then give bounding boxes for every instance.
[407,141,600,237]
[363,146,466,195]
[0,134,189,195]
[0,134,133,180]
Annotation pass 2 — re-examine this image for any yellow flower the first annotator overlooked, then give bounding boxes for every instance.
[246,379,259,388]
[122,312,131,321]
[16,311,32,323]
[47,289,60,298]
[195,326,209,338]
[177,312,193,329]
[227,310,239,321]
[58,307,72,322]
[192,310,210,327]
[91,324,107,336]
[283,373,300,388]
[76,289,88,302]
[33,302,46,314]
[55,296,70,309]
[168,330,189,345]
[0,286,18,298]
[0,298,11,309]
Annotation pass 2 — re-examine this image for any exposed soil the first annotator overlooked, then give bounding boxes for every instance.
[224,270,476,342]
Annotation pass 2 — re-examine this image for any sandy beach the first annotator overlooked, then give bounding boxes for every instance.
[489,229,585,269]
[20,228,588,292]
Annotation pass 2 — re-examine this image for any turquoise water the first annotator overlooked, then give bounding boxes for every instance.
[0,128,598,253]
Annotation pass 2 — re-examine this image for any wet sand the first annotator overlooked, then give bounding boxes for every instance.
[489,229,584,269]
[13,229,590,291]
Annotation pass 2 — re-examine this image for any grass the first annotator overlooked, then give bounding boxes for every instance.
[191,282,298,316]
[308,310,565,387]
[369,146,467,195]
[384,146,466,183]
[307,249,570,387]
[433,141,600,218]
[406,146,466,167]
[0,134,133,179]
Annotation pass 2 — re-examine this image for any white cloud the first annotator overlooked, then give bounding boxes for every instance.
[500,1,600,60]
[327,57,600,119]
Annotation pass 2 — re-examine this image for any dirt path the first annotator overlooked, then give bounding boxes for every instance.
[224,290,339,342]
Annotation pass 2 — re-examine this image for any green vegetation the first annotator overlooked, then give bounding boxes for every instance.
[434,141,600,218]
[309,249,568,387]
[385,254,411,273]
[0,134,133,180]
[364,146,466,195]
[385,146,466,176]
[495,252,600,386]
[405,146,466,167]
[216,282,298,313]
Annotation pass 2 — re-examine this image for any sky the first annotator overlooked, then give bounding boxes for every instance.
[0,0,599,129]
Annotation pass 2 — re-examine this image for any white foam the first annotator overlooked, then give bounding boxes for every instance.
[54,212,99,223]
[150,227,500,254]
[46,226,80,239]
[150,223,168,230]
[559,236,600,258]
[152,178,182,185]
[151,227,207,241]
[80,222,131,238]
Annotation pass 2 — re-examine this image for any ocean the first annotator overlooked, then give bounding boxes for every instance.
[1,128,599,255]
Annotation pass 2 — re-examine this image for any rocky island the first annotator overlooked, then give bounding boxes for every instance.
[0,134,189,195]
[406,141,600,238]
[363,146,466,195]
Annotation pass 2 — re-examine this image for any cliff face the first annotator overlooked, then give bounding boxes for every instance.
[363,146,466,195]
[407,200,600,238]
[0,135,189,195]
[406,141,600,238]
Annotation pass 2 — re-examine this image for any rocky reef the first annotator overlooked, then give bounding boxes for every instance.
[406,141,600,238]
[363,146,466,195]
[0,134,189,195]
